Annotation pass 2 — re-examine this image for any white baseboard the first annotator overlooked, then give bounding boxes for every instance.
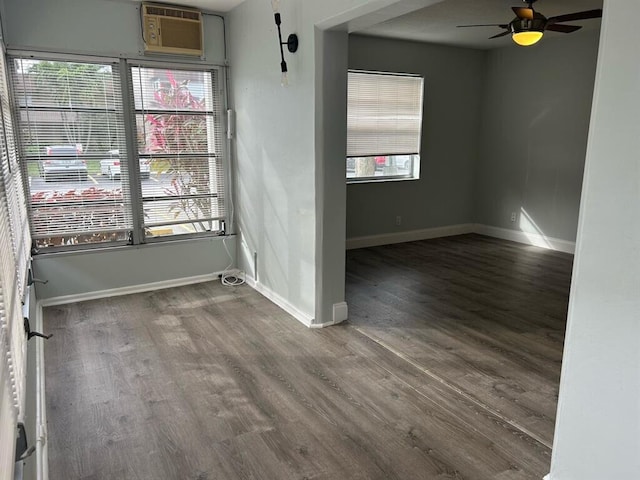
[346,223,476,250]
[38,272,220,307]
[346,223,575,254]
[309,318,344,329]
[474,224,576,254]
[332,302,348,324]
[245,277,315,328]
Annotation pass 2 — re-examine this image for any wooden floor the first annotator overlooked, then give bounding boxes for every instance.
[44,234,573,479]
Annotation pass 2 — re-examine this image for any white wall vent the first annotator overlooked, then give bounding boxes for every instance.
[141,3,203,56]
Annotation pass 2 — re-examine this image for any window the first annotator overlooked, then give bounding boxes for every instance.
[11,57,227,250]
[12,58,131,249]
[346,70,424,182]
[131,66,225,238]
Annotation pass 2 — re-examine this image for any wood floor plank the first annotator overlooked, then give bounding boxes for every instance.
[346,233,571,448]
[44,234,568,479]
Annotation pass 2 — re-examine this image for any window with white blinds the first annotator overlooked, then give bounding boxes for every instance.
[346,70,424,182]
[11,58,132,249]
[131,66,226,238]
[9,58,227,250]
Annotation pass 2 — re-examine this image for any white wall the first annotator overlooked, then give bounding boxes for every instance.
[346,35,485,239]
[548,1,640,478]
[476,31,600,243]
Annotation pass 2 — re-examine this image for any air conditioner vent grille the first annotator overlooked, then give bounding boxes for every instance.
[145,6,199,21]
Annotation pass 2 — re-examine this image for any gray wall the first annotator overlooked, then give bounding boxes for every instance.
[476,31,600,242]
[33,237,236,299]
[227,0,444,324]
[1,0,226,63]
[346,35,485,239]
[346,31,599,244]
[228,0,317,321]
[0,0,232,299]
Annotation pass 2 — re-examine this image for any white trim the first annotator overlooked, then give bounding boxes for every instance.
[346,223,476,250]
[34,303,48,480]
[38,273,220,307]
[474,224,576,254]
[332,302,349,325]
[543,474,551,480]
[309,318,344,329]
[245,277,315,328]
[346,223,576,254]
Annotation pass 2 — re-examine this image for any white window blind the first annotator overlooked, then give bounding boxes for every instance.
[0,52,30,299]
[131,66,226,238]
[0,50,28,479]
[0,211,24,480]
[11,58,132,249]
[347,71,424,158]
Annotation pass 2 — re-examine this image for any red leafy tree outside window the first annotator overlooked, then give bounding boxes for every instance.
[143,70,215,232]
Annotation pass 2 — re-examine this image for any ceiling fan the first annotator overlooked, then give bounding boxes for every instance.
[457,0,603,46]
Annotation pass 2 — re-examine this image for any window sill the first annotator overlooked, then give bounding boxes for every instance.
[32,233,232,258]
[346,176,420,185]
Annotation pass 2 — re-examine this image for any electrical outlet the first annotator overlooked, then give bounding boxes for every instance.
[395,215,402,226]
[510,212,517,223]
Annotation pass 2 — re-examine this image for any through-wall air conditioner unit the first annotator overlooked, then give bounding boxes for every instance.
[141,3,203,56]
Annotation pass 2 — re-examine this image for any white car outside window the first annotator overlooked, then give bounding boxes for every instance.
[100,150,151,180]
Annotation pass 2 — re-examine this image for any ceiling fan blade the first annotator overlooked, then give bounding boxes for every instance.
[512,7,534,20]
[548,9,603,24]
[546,23,582,33]
[489,31,511,39]
[457,24,509,28]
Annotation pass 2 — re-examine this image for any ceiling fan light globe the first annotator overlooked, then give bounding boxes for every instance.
[512,30,544,46]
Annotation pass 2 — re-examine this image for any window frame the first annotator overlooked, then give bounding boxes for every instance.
[346,69,424,184]
[10,54,133,252]
[7,52,230,253]
[127,61,228,245]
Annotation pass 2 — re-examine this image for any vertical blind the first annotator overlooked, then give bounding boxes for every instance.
[11,58,132,248]
[131,66,226,238]
[0,48,29,480]
[347,71,424,158]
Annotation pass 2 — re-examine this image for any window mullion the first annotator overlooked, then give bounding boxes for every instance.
[120,59,145,245]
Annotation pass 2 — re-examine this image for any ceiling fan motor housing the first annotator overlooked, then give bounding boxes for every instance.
[511,14,546,34]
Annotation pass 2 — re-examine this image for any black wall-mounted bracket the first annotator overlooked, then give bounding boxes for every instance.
[27,269,48,286]
[24,317,52,340]
[15,423,35,462]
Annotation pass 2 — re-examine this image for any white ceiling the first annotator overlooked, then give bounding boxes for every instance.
[139,0,602,48]
[137,0,245,13]
[352,0,603,49]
